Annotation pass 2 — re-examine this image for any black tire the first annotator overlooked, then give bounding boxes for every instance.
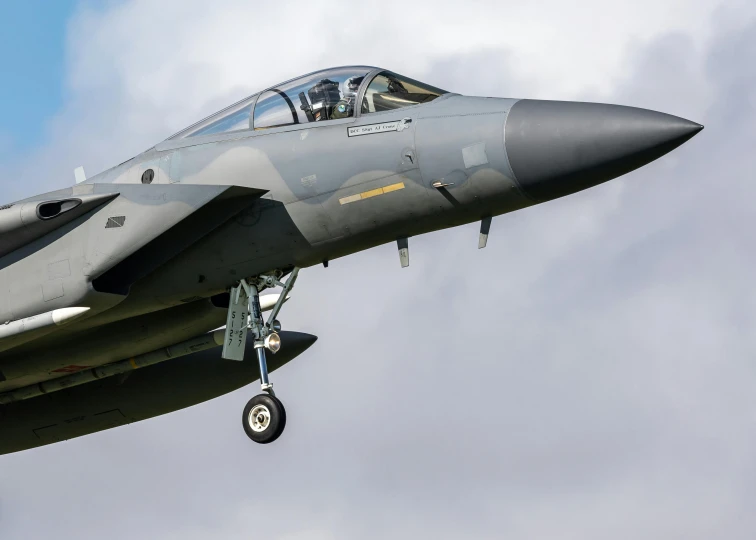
[264,396,287,444]
[242,394,286,444]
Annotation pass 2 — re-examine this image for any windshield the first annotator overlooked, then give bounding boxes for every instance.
[362,71,447,114]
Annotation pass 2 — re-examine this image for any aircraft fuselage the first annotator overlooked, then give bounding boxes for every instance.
[0,66,702,453]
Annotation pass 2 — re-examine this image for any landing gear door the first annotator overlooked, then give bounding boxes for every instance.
[222,285,249,361]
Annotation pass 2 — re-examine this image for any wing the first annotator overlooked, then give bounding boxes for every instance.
[0,183,266,354]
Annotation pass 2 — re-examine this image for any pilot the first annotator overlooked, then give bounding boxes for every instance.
[330,76,364,119]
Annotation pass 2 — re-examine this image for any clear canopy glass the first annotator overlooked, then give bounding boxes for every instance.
[253,67,373,129]
[169,66,448,139]
[172,95,256,139]
[188,101,254,138]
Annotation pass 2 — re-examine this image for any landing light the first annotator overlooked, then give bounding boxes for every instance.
[264,333,281,354]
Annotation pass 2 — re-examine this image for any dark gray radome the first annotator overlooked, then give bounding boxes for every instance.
[505,99,703,202]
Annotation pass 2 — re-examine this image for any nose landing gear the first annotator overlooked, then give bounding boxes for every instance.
[225,268,299,445]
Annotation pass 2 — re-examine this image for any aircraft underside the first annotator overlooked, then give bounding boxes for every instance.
[0,330,316,455]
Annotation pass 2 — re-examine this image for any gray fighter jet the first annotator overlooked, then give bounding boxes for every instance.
[0,66,702,454]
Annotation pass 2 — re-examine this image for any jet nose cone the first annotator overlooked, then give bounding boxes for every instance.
[504,99,703,202]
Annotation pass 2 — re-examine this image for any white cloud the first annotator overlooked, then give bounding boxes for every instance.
[2,1,756,539]
[0,0,731,198]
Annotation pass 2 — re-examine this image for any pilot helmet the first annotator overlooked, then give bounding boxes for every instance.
[343,76,364,99]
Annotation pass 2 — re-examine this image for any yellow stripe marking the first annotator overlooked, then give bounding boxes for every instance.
[360,188,384,199]
[129,358,138,369]
[339,182,406,205]
[382,182,405,193]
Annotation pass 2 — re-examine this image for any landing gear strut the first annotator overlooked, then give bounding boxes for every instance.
[228,268,299,444]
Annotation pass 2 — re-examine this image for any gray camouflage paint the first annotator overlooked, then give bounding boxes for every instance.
[0,67,702,454]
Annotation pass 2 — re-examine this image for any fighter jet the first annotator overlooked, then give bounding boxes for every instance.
[0,66,702,454]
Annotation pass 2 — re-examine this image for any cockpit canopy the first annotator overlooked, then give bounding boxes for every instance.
[172,67,447,139]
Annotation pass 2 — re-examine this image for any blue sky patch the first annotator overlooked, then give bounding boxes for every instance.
[0,1,78,151]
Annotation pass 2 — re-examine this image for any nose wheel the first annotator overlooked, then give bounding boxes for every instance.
[242,393,287,444]
[227,268,299,445]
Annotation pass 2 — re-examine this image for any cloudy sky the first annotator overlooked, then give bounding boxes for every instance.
[1,0,755,538]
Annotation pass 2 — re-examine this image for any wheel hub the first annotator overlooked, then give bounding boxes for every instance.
[248,404,271,432]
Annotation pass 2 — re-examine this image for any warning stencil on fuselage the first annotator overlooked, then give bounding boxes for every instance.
[347,118,412,137]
